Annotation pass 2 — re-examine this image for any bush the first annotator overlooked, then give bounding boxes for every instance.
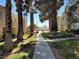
[70,29,79,34]
[42,32,75,39]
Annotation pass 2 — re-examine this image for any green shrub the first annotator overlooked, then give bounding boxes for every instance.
[42,32,74,39]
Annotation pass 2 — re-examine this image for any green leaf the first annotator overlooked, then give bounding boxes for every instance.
[51,0,57,3]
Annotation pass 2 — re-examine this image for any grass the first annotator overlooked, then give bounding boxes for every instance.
[48,39,79,59]
[6,33,37,59]
[42,32,52,39]
[0,33,36,59]
[0,42,5,51]
[6,52,28,59]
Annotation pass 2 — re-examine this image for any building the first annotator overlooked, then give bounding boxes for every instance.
[65,0,79,30]
[57,0,79,32]
[12,14,27,34]
[0,5,6,35]
[57,16,68,32]
[0,5,27,35]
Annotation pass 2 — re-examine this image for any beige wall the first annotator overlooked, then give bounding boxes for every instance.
[12,15,27,34]
[0,6,6,34]
[0,5,27,35]
[23,16,27,33]
[57,16,68,32]
[57,16,64,31]
[12,14,18,34]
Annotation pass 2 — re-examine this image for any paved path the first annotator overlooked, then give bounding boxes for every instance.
[33,33,56,59]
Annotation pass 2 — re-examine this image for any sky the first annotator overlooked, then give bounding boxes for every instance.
[0,0,67,27]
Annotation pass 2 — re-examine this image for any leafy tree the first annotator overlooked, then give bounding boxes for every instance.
[28,0,34,36]
[34,0,64,32]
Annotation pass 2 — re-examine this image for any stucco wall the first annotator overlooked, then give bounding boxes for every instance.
[0,6,6,34]
[0,5,27,35]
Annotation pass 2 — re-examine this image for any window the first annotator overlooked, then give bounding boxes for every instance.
[0,11,2,19]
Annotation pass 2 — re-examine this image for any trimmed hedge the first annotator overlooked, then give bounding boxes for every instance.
[42,32,75,39]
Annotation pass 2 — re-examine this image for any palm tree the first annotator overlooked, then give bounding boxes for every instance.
[4,0,13,51]
[29,0,34,36]
[24,0,34,36]
[15,0,23,42]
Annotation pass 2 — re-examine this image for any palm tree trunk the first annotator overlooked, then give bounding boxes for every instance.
[30,11,34,35]
[4,0,13,52]
[16,0,23,42]
[29,1,34,36]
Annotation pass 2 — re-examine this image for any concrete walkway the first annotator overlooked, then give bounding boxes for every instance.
[33,33,56,59]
